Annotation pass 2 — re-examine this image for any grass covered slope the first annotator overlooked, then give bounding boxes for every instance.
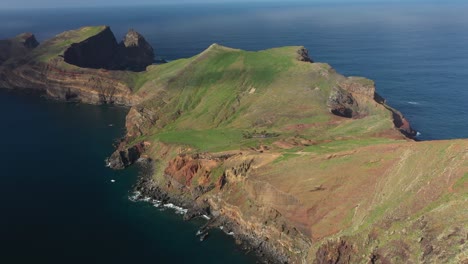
[127,44,403,150]
[253,139,467,262]
[0,25,464,263]
[121,44,467,263]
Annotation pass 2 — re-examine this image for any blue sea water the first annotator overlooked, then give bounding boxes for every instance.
[0,90,258,263]
[0,2,467,263]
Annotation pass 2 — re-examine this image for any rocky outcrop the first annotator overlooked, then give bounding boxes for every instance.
[63,27,154,71]
[328,77,377,119]
[296,47,313,62]
[0,33,38,64]
[107,141,146,169]
[328,76,417,137]
[328,86,360,118]
[115,29,155,71]
[21,33,39,49]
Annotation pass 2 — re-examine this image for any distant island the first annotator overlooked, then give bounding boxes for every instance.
[0,26,466,264]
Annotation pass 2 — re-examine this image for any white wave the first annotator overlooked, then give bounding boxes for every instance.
[408,101,420,105]
[196,230,202,236]
[227,232,235,236]
[416,131,421,137]
[202,215,211,220]
[111,179,116,183]
[163,203,188,214]
[128,191,141,202]
[127,192,187,215]
[219,226,224,230]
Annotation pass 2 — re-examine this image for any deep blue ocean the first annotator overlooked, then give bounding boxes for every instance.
[0,2,467,263]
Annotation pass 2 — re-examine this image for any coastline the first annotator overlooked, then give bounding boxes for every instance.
[131,158,291,264]
[2,24,466,263]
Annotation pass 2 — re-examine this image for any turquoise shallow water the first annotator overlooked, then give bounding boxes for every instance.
[0,2,468,263]
[0,90,257,263]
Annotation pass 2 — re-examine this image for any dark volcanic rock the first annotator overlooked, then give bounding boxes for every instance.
[20,33,39,49]
[114,29,155,71]
[297,47,313,62]
[64,26,119,69]
[108,141,145,169]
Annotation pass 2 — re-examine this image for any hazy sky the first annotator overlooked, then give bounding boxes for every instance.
[0,0,456,9]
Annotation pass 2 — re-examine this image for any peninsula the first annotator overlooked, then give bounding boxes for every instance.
[0,26,466,264]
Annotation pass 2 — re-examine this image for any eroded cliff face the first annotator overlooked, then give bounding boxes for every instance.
[0,59,136,105]
[132,150,313,263]
[328,76,417,138]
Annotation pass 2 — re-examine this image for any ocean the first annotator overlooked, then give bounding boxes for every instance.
[0,2,467,263]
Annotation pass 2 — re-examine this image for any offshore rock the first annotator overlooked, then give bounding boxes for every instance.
[115,29,155,71]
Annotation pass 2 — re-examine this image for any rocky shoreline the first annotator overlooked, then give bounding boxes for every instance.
[131,158,290,264]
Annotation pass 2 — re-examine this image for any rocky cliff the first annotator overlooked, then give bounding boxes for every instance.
[0,26,152,105]
[109,45,465,263]
[0,28,466,263]
[114,29,155,71]
[63,26,119,69]
[63,27,155,71]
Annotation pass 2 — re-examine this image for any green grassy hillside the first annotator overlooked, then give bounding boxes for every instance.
[124,43,466,263]
[128,44,403,154]
[4,25,462,262]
